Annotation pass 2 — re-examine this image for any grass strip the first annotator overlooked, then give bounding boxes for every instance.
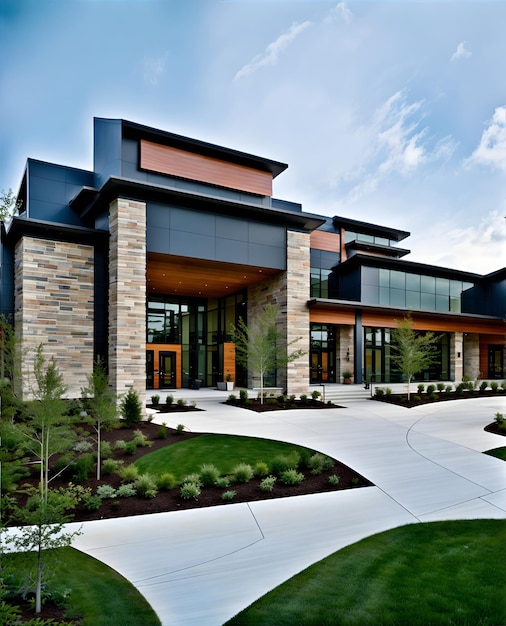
[134,434,314,481]
[225,519,506,626]
[4,547,161,626]
[484,446,506,461]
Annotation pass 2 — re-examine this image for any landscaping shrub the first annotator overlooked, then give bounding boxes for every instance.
[445,385,453,394]
[479,381,488,392]
[181,473,201,486]
[502,381,506,391]
[132,429,151,447]
[134,473,158,498]
[165,394,174,407]
[156,472,177,490]
[490,381,499,392]
[221,490,237,502]
[494,412,505,432]
[429,392,438,401]
[437,383,445,393]
[307,452,333,475]
[199,463,221,487]
[124,441,137,455]
[417,383,425,394]
[70,452,95,482]
[299,394,308,404]
[175,423,185,435]
[119,463,140,483]
[180,482,201,500]
[239,389,248,403]
[269,452,300,476]
[176,398,187,408]
[426,384,436,394]
[84,494,102,511]
[121,388,142,427]
[215,476,230,489]
[150,394,160,406]
[117,483,137,498]
[232,463,254,483]
[99,440,114,460]
[227,393,237,402]
[412,395,421,402]
[114,439,127,451]
[156,423,167,439]
[259,476,277,492]
[253,461,269,477]
[96,484,117,499]
[375,387,385,397]
[385,387,392,396]
[328,474,340,486]
[102,458,123,475]
[311,390,321,401]
[280,469,305,485]
[455,382,465,395]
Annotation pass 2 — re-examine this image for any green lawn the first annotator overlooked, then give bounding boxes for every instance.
[484,446,506,461]
[225,519,506,626]
[134,433,315,481]
[4,547,161,626]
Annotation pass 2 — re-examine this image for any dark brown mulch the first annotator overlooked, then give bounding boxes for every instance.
[373,389,505,408]
[224,399,343,412]
[484,422,506,437]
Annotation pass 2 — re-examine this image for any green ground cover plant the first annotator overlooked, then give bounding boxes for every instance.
[485,446,506,461]
[134,434,315,482]
[3,547,161,626]
[225,519,506,626]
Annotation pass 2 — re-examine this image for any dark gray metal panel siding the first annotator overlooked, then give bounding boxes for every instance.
[27,161,93,226]
[93,118,122,188]
[146,202,286,269]
[0,242,14,317]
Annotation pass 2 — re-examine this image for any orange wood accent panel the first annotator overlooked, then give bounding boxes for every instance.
[361,312,504,335]
[340,228,347,261]
[147,344,182,389]
[140,139,273,196]
[223,342,236,381]
[310,230,340,253]
[310,309,356,324]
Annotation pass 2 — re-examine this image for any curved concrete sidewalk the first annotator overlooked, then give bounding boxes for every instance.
[69,395,506,626]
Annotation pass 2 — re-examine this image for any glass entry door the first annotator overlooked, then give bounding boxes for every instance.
[365,347,382,385]
[488,345,504,379]
[311,351,331,384]
[159,351,177,389]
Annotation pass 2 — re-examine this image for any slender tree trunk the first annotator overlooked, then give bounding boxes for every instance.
[96,422,101,481]
[36,526,42,613]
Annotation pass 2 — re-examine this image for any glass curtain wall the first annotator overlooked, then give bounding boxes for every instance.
[364,327,450,383]
[147,291,246,387]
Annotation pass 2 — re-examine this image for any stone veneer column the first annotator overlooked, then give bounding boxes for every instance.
[248,230,310,396]
[108,198,146,405]
[450,332,463,382]
[463,333,480,381]
[14,237,94,399]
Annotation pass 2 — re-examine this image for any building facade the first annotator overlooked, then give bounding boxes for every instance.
[1,118,504,401]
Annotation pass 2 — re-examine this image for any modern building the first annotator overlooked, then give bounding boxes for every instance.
[1,118,504,401]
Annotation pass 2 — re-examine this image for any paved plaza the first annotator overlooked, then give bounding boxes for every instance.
[68,391,506,626]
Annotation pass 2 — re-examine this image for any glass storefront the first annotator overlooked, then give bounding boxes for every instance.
[364,326,450,384]
[147,291,246,387]
[310,324,336,383]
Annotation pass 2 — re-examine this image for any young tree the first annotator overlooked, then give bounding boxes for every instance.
[5,489,82,614]
[391,314,440,400]
[0,315,22,418]
[232,305,306,403]
[17,345,74,500]
[81,356,118,480]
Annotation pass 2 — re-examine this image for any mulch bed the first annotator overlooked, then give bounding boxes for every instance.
[224,399,343,412]
[373,389,505,408]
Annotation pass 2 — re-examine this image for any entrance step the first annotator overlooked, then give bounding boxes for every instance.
[311,384,372,404]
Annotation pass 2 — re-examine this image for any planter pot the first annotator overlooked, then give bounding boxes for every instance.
[217,382,227,391]
[191,379,202,390]
[226,381,235,391]
[343,377,352,384]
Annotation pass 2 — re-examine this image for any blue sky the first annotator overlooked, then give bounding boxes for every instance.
[1,0,504,274]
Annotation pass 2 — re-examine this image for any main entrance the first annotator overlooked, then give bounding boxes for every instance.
[488,345,504,379]
[159,351,177,389]
[310,324,336,384]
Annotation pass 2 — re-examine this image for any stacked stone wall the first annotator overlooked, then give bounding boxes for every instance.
[463,333,480,381]
[247,230,310,395]
[108,198,147,405]
[14,237,94,399]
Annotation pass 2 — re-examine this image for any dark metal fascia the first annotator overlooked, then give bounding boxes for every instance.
[73,176,326,231]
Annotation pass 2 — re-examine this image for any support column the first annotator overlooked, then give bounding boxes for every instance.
[463,333,480,381]
[108,198,146,406]
[450,332,463,382]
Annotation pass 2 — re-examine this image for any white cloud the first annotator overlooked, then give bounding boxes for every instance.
[234,21,311,80]
[415,210,506,274]
[324,2,352,25]
[342,91,456,201]
[450,41,472,62]
[464,106,506,173]
[143,52,168,86]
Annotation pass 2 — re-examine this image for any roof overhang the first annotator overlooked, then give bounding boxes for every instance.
[333,215,410,242]
[70,176,326,231]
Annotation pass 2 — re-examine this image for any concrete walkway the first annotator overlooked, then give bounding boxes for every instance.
[68,392,506,626]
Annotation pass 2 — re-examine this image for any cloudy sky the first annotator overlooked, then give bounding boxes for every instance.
[1,0,505,274]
